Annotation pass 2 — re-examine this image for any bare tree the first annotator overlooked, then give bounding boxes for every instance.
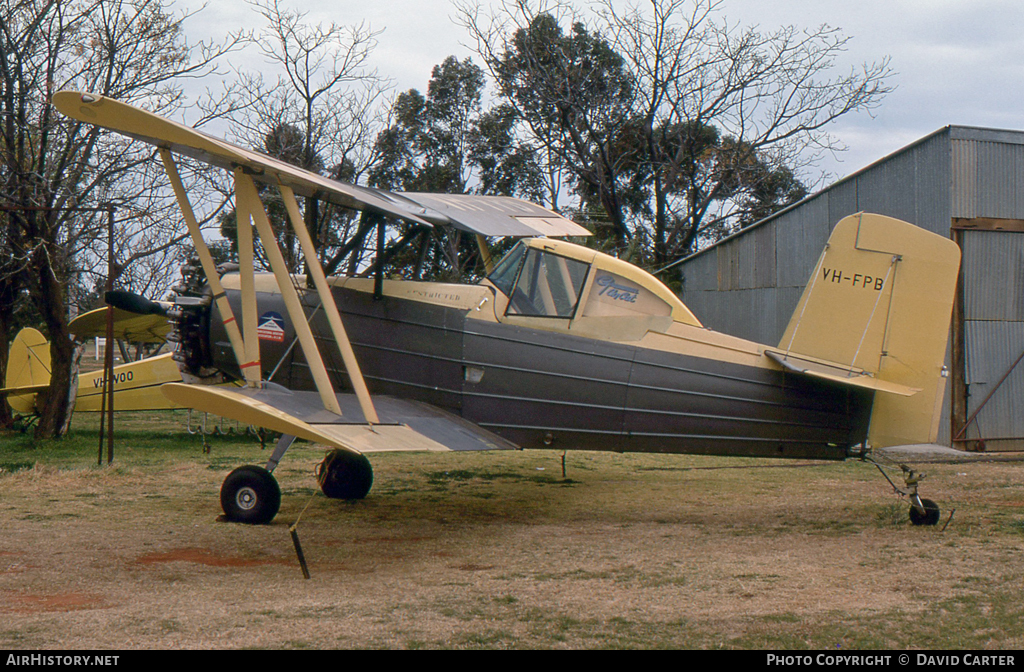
[0,0,240,437]
[601,0,892,262]
[224,0,392,272]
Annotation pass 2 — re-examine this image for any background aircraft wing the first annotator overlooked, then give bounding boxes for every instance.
[69,306,171,343]
[161,383,519,455]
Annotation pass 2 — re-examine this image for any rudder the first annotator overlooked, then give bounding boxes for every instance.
[4,327,52,413]
[778,213,961,448]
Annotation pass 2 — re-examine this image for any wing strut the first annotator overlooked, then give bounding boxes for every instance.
[233,168,264,386]
[279,185,379,424]
[236,172,344,415]
[476,234,494,274]
[160,150,249,378]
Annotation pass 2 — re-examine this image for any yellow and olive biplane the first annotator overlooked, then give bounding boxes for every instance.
[48,91,961,527]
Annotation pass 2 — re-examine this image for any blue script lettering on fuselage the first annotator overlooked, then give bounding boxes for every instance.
[596,275,639,303]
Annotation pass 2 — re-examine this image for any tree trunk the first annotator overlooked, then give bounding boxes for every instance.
[0,272,19,430]
[30,246,75,439]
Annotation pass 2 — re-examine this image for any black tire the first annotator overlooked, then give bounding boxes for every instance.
[909,498,941,526]
[317,450,373,500]
[221,465,281,524]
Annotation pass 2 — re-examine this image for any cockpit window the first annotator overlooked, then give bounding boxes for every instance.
[487,241,527,297]
[506,248,589,318]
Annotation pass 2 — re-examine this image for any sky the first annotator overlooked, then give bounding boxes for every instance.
[179,0,1024,186]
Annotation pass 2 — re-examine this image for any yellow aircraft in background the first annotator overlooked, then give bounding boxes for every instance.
[43,90,962,529]
[2,295,182,415]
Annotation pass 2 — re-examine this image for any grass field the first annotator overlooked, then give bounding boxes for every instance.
[2,410,1023,649]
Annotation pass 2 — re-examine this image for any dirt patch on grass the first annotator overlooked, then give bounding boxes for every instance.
[2,591,109,614]
[2,441,1024,649]
[134,547,292,568]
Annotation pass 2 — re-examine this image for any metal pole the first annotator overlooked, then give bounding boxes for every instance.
[97,331,107,466]
[106,207,115,464]
[374,214,385,301]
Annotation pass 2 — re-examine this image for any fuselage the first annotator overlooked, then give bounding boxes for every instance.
[194,240,873,460]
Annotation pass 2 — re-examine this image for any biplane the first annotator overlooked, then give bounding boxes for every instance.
[48,91,961,527]
[2,296,182,415]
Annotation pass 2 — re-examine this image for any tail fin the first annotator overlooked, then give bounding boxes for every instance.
[778,213,961,448]
[4,328,52,413]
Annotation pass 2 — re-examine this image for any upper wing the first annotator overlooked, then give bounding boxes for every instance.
[394,193,591,237]
[51,91,587,238]
[161,383,519,455]
[51,91,431,226]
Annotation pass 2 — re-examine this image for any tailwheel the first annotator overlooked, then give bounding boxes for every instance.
[221,465,281,524]
[909,497,941,526]
[317,449,373,500]
[863,451,943,528]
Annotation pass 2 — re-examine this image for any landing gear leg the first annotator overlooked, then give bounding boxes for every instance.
[863,453,942,527]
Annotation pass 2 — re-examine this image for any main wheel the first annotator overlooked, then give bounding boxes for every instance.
[909,498,941,526]
[221,465,281,524]
[317,450,373,500]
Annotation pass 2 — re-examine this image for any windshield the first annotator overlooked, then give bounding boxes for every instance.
[507,248,589,318]
[486,241,527,297]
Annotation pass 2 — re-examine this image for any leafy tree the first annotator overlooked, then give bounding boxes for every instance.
[457,0,891,268]
[369,56,544,280]
[483,10,640,246]
[470,102,546,202]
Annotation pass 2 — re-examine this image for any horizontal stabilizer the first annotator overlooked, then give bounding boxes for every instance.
[763,350,920,397]
[0,383,50,396]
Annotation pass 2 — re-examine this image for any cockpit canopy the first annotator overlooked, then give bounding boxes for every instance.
[485,238,701,328]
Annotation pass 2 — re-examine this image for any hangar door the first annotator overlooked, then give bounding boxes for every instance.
[956,227,1024,451]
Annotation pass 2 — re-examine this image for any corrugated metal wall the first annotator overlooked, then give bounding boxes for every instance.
[677,126,1024,449]
[951,129,1024,449]
[960,230,1024,450]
